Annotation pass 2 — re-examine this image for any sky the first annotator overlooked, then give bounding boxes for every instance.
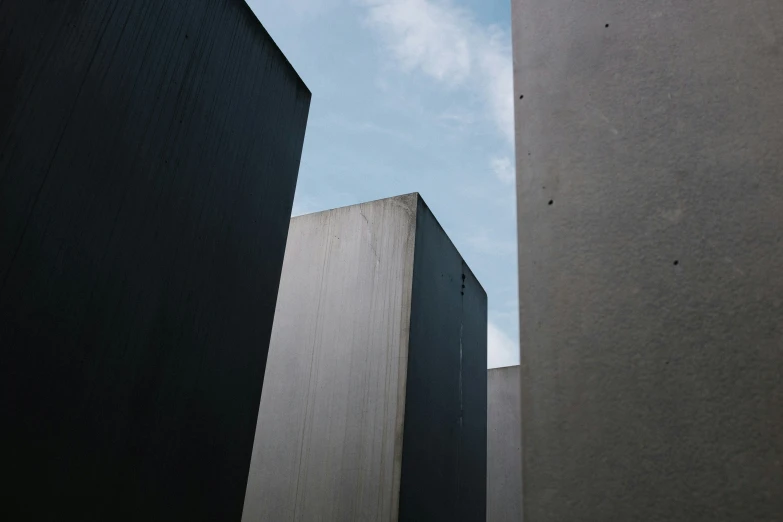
[248,0,519,369]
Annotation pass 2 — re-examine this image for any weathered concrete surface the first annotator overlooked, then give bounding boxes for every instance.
[243,194,487,522]
[243,195,417,522]
[487,366,522,522]
[398,197,487,522]
[0,1,310,520]
[513,1,783,521]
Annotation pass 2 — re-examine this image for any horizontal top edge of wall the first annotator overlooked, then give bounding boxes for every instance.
[290,192,487,295]
[489,364,520,371]
[291,192,421,219]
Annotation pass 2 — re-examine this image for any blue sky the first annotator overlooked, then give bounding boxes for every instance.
[248,0,518,368]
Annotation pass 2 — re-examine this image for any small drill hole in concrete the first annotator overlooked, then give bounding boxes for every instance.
[673,260,679,266]
[605,23,609,28]
[548,200,553,205]
[519,95,524,99]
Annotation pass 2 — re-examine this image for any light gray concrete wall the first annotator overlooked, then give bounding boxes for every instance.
[243,194,487,521]
[487,366,521,522]
[242,194,417,522]
[513,1,783,521]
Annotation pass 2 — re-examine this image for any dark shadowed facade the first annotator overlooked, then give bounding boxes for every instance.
[0,1,309,519]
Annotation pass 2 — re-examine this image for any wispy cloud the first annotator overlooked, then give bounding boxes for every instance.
[360,0,514,144]
[363,0,472,82]
[438,107,476,131]
[289,0,343,17]
[490,156,515,185]
[488,321,519,368]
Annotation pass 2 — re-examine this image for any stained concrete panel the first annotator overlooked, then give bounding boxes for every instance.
[487,366,522,522]
[0,1,310,520]
[243,194,487,522]
[513,1,783,521]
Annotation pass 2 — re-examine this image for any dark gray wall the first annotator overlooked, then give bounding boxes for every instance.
[487,366,521,522]
[0,1,309,520]
[513,1,783,521]
[399,197,488,522]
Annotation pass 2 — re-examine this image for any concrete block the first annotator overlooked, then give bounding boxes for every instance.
[242,194,487,522]
[513,0,783,520]
[0,1,310,519]
[487,366,522,522]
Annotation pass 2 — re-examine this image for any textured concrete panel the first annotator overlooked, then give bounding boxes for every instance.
[0,1,310,520]
[487,366,522,522]
[243,194,487,522]
[513,1,783,521]
[243,195,417,522]
[398,199,487,522]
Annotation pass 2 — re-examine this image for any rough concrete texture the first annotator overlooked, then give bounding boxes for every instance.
[243,194,487,522]
[513,1,783,521]
[399,194,487,522]
[0,1,310,520]
[487,366,522,522]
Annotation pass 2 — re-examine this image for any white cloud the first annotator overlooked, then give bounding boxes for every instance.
[360,0,514,144]
[249,0,340,22]
[490,156,515,185]
[362,0,472,83]
[488,320,519,368]
[291,0,343,16]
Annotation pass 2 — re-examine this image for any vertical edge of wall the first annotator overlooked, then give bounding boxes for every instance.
[398,195,488,521]
[512,0,783,520]
[487,366,522,522]
[0,1,310,519]
[242,194,418,522]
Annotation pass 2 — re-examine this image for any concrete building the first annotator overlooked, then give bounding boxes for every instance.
[0,1,309,520]
[242,194,487,522]
[513,1,783,520]
[487,365,522,522]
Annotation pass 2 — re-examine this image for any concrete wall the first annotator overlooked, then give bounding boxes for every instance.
[0,1,310,520]
[513,1,783,521]
[487,366,521,522]
[243,194,487,521]
[243,194,418,522]
[398,197,487,522]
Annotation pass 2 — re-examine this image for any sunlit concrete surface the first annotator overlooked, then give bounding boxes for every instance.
[513,1,783,520]
[243,194,487,522]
